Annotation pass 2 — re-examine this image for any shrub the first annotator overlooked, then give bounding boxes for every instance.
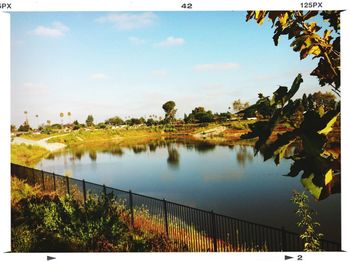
[291,191,324,251]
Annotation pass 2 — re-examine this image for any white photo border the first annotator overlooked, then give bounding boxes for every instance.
[1,1,349,261]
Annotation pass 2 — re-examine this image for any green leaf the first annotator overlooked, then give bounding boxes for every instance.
[241,121,274,153]
[285,74,303,101]
[301,174,323,199]
[300,132,327,156]
[271,86,288,105]
[263,130,296,164]
[318,111,340,135]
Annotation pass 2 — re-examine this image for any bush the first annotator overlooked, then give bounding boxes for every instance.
[51,124,62,129]
[11,225,36,252]
[97,123,107,129]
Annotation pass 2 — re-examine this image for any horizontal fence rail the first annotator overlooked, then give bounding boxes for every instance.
[11,163,341,252]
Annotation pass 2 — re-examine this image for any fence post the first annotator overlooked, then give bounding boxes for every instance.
[82,179,87,206]
[66,176,70,195]
[103,185,107,196]
[103,185,107,206]
[163,199,169,237]
[41,170,45,191]
[129,190,134,228]
[31,168,35,185]
[281,226,287,251]
[53,172,56,191]
[211,210,217,252]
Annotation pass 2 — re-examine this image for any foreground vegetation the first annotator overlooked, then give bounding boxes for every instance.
[11,177,188,252]
[12,176,268,252]
[243,11,340,200]
[11,144,50,168]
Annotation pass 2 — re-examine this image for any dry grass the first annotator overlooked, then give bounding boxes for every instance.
[11,144,50,168]
[20,133,51,140]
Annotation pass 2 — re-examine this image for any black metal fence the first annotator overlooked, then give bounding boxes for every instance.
[11,163,341,252]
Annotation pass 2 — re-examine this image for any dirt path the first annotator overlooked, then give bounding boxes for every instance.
[12,135,66,152]
[192,126,227,139]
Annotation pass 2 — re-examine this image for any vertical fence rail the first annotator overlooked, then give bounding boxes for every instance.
[129,190,134,228]
[66,176,70,195]
[211,210,217,252]
[10,163,341,252]
[53,172,56,191]
[281,226,287,251]
[41,170,45,190]
[163,199,169,237]
[82,179,87,206]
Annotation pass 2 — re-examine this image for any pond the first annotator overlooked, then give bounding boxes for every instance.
[36,138,341,242]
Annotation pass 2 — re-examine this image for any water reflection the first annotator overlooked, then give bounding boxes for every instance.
[132,145,148,154]
[167,145,180,169]
[89,151,97,161]
[46,139,290,171]
[108,147,124,156]
[47,138,220,168]
[236,146,253,167]
[39,138,341,242]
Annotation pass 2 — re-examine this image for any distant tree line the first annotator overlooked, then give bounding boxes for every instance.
[12,92,337,133]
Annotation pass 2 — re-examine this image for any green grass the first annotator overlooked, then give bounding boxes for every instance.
[225,119,256,130]
[11,144,50,167]
[47,128,163,147]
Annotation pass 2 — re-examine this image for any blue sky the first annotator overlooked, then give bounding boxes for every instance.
[11,11,332,127]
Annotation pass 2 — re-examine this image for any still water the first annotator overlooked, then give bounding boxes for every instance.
[37,139,340,242]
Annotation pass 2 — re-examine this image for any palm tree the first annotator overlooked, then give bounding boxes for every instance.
[60,112,64,128]
[35,114,39,130]
[67,112,72,124]
[24,111,28,125]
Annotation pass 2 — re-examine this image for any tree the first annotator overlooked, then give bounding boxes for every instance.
[246,11,340,94]
[242,11,341,200]
[67,112,72,124]
[86,115,94,127]
[24,111,28,125]
[18,121,30,132]
[232,99,250,113]
[46,120,51,126]
[162,101,177,123]
[72,120,81,130]
[59,112,64,127]
[240,93,274,119]
[214,112,231,123]
[11,124,16,132]
[105,116,124,126]
[309,91,337,111]
[146,118,157,126]
[184,107,214,123]
[242,75,340,200]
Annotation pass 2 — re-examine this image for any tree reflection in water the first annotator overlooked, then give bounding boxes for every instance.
[89,151,97,161]
[236,145,253,167]
[43,139,221,169]
[167,145,180,169]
